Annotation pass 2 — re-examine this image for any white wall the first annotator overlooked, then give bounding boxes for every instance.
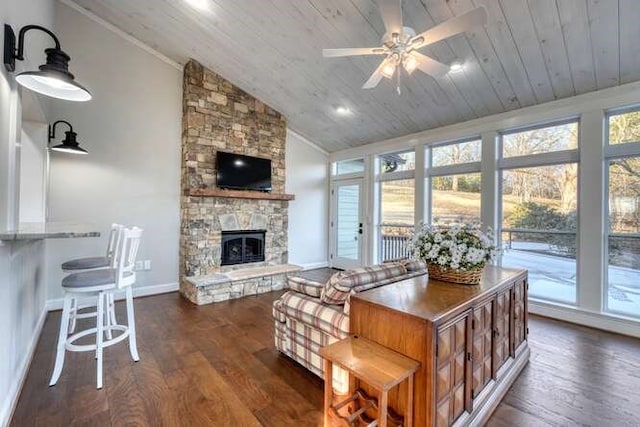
[45,2,183,301]
[19,121,48,223]
[0,1,55,424]
[285,130,329,269]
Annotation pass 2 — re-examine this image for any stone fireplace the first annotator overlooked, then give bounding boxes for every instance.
[179,59,298,305]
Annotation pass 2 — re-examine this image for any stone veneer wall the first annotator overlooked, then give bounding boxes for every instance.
[180,59,289,287]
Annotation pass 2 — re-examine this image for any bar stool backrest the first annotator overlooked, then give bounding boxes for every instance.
[107,223,125,268]
[116,227,143,289]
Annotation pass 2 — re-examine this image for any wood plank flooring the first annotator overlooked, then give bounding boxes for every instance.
[11,288,640,426]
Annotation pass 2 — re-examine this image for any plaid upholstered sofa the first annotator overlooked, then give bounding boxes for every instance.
[272,260,426,388]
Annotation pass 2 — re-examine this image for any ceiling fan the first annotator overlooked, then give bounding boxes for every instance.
[322,1,488,94]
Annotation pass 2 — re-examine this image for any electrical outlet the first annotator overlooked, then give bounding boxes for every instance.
[144,259,151,270]
[134,260,144,271]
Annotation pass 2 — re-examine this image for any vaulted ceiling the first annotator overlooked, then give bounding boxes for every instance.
[69,0,640,152]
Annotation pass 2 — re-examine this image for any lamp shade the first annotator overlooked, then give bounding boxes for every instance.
[15,48,91,101]
[50,130,88,155]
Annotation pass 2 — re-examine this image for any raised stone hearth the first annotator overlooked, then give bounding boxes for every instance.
[179,59,292,304]
[181,264,302,305]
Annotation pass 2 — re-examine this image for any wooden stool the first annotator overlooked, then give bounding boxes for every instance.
[320,335,420,427]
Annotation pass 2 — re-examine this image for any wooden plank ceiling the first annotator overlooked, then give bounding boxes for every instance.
[70,0,640,152]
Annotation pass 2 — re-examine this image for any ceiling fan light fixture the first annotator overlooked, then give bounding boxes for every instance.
[403,54,418,74]
[381,58,396,79]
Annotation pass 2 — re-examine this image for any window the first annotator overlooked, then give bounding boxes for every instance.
[380,150,415,174]
[605,109,640,318]
[432,139,481,166]
[379,179,415,261]
[499,121,579,304]
[608,109,640,145]
[377,150,416,262]
[502,121,578,157]
[334,158,364,175]
[428,138,482,227]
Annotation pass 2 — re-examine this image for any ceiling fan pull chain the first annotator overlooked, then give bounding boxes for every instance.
[396,67,402,96]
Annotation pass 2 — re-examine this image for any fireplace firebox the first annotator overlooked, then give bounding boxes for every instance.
[221,230,266,266]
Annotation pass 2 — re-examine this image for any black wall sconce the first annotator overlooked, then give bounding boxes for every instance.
[48,120,88,155]
[4,24,91,101]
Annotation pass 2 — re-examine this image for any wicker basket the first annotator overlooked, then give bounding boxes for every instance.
[427,263,484,285]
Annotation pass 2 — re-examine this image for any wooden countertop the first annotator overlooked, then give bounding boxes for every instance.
[353,266,527,323]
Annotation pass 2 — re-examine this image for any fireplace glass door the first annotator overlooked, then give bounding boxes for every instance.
[221,230,265,266]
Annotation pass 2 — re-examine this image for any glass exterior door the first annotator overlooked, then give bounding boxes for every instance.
[333,180,363,269]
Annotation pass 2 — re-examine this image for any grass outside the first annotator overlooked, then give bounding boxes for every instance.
[380,182,564,225]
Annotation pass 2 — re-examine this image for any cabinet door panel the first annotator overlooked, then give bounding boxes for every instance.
[513,279,527,351]
[472,299,493,398]
[436,312,471,426]
[493,289,512,375]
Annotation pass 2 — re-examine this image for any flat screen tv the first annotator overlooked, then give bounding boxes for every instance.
[216,151,272,191]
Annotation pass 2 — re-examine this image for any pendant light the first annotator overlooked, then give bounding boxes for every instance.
[48,120,88,155]
[4,24,91,102]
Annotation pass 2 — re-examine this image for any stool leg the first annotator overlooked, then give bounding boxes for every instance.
[109,293,117,328]
[324,358,333,427]
[96,291,105,389]
[104,293,113,340]
[69,296,77,333]
[125,286,140,361]
[379,390,388,427]
[406,374,414,427]
[50,294,72,386]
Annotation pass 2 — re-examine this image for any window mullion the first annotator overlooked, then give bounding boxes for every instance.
[578,110,606,312]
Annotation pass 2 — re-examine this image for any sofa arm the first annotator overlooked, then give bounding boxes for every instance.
[279,291,349,338]
[288,276,324,298]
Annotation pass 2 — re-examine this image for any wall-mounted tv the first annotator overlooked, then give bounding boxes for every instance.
[216,151,272,192]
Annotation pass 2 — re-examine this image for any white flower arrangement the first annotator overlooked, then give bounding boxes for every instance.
[410,224,497,271]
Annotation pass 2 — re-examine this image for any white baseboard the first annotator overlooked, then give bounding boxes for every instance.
[529,300,640,339]
[45,282,179,311]
[1,305,48,427]
[298,261,329,270]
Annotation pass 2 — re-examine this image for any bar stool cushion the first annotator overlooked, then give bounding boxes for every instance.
[62,256,110,271]
[62,269,132,289]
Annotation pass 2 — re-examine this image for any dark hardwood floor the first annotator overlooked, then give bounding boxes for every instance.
[11,287,640,426]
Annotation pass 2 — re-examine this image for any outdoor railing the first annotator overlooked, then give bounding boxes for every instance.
[379,224,414,262]
[380,225,640,268]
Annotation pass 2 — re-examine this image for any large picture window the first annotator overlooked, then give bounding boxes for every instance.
[377,151,416,262]
[499,121,579,304]
[605,109,640,318]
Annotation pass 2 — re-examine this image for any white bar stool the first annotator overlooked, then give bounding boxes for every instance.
[50,226,143,389]
[62,223,123,339]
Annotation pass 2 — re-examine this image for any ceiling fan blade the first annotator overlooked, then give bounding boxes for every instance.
[410,6,487,49]
[322,47,385,57]
[378,0,403,36]
[412,52,450,78]
[362,59,388,89]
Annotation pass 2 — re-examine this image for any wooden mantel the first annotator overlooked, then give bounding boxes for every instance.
[189,188,295,201]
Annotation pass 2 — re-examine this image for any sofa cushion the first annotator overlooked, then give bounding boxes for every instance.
[321,263,408,305]
[287,276,324,298]
[279,291,349,338]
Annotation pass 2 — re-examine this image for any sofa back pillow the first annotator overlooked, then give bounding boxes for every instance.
[398,259,427,273]
[321,263,408,305]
